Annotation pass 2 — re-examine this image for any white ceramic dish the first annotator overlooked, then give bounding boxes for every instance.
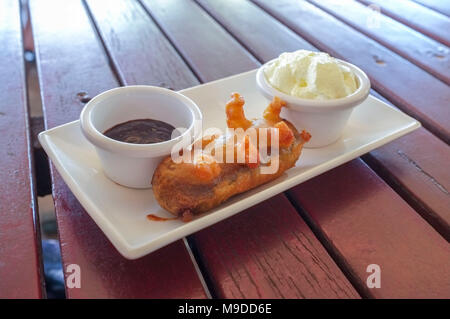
[39,69,420,259]
[80,86,202,188]
[256,58,371,148]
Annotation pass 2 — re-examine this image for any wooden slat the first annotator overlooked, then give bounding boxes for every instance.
[201,0,450,253]
[363,128,450,240]
[287,160,450,298]
[367,86,449,239]
[140,0,258,82]
[197,0,317,61]
[359,0,450,46]
[309,0,450,85]
[85,0,198,90]
[88,0,358,298]
[413,0,450,16]
[0,0,43,299]
[30,0,206,298]
[253,0,450,144]
[192,195,359,298]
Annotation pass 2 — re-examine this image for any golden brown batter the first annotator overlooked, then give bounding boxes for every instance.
[152,93,310,221]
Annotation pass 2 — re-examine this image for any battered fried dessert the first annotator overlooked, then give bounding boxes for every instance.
[151,93,310,222]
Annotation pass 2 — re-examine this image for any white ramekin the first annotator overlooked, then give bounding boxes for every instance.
[256,59,371,148]
[80,86,202,188]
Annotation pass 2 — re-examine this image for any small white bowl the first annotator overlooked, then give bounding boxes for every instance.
[256,59,370,148]
[80,86,202,188]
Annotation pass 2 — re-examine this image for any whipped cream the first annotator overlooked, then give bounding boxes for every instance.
[264,50,358,100]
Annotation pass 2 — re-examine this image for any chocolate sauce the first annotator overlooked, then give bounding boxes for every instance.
[104,119,175,144]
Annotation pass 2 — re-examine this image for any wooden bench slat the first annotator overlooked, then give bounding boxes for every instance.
[196,0,317,61]
[200,0,450,255]
[309,0,449,85]
[288,160,450,298]
[198,0,450,298]
[359,0,450,46]
[192,195,359,298]
[253,0,450,144]
[85,0,199,90]
[140,0,359,298]
[30,0,207,298]
[0,0,44,299]
[140,0,258,82]
[366,85,449,238]
[413,0,450,16]
[363,127,450,240]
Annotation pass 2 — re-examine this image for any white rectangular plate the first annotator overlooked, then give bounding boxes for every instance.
[39,69,420,259]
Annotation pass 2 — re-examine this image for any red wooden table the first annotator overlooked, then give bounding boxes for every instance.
[1,0,449,299]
